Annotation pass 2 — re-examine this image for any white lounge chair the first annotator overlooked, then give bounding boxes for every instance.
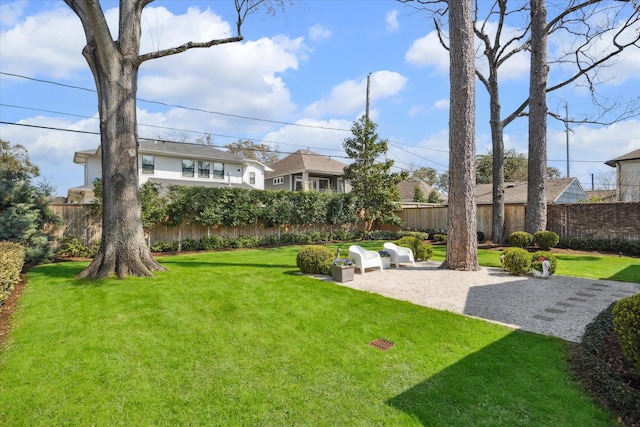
[383,242,416,269]
[348,245,383,274]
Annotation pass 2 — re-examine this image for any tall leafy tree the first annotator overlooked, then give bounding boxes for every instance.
[0,139,61,264]
[64,0,283,278]
[443,0,479,271]
[342,116,408,232]
[476,149,561,184]
[224,139,280,166]
[411,166,438,185]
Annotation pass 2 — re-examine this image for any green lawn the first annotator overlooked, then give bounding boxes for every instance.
[0,245,625,426]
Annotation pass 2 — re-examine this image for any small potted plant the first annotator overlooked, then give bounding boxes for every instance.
[331,257,355,282]
[378,249,391,269]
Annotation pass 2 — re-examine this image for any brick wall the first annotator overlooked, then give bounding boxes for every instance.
[547,202,640,241]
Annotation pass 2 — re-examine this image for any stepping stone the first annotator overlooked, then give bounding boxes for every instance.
[534,314,555,322]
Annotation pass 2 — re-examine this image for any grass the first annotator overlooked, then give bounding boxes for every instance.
[0,245,627,425]
[427,245,639,283]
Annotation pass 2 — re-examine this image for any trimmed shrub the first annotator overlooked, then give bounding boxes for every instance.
[572,303,640,426]
[531,250,557,275]
[612,294,640,374]
[432,233,447,243]
[296,245,334,275]
[477,231,485,243]
[533,230,559,250]
[509,231,533,249]
[396,236,433,261]
[368,230,399,241]
[0,241,25,304]
[56,236,90,258]
[398,230,429,241]
[501,247,531,275]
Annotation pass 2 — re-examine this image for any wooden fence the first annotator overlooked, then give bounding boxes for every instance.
[50,201,640,246]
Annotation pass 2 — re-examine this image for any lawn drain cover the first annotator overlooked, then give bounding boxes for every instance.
[368,338,394,351]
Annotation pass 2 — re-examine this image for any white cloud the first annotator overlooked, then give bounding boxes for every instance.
[0,5,86,78]
[305,70,408,118]
[308,23,331,41]
[406,23,530,82]
[405,31,449,72]
[386,10,399,33]
[262,118,353,157]
[0,0,27,27]
[433,98,449,110]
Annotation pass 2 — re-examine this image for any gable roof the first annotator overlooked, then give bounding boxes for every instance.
[605,148,640,167]
[139,140,245,163]
[474,178,587,204]
[265,149,347,178]
[74,140,247,164]
[398,180,436,202]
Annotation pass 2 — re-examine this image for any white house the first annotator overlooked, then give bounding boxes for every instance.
[67,140,272,203]
[605,148,640,202]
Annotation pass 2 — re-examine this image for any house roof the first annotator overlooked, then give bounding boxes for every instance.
[265,149,347,178]
[147,178,255,191]
[605,148,640,167]
[398,180,436,202]
[474,178,584,204]
[73,141,248,164]
[139,140,245,163]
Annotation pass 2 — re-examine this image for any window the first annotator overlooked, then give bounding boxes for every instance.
[213,162,224,179]
[182,159,194,177]
[198,161,210,178]
[249,172,256,185]
[142,155,154,174]
[273,177,284,185]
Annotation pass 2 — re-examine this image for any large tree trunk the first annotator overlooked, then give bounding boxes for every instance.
[441,0,479,271]
[489,77,505,243]
[74,0,165,279]
[525,0,548,235]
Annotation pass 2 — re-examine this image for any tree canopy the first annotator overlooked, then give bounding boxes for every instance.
[224,139,280,166]
[476,149,561,184]
[342,116,408,232]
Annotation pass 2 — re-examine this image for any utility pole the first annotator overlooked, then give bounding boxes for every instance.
[565,102,570,178]
[365,73,371,121]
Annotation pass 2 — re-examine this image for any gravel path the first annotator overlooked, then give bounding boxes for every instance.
[326,261,640,342]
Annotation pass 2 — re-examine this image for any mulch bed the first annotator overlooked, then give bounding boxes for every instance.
[0,274,26,347]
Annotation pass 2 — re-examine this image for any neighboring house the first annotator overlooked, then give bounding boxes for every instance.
[264,149,350,192]
[397,180,440,203]
[68,140,272,203]
[474,178,588,204]
[605,148,640,202]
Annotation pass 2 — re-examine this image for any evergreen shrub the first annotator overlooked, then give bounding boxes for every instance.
[396,236,433,260]
[612,294,640,373]
[509,231,533,248]
[432,233,447,243]
[533,230,559,250]
[501,247,531,275]
[296,246,334,274]
[0,241,25,304]
[477,231,485,243]
[398,230,428,241]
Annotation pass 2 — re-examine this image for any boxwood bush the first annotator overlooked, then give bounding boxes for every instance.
[0,241,25,305]
[509,231,533,249]
[296,246,334,275]
[501,247,531,275]
[395,236,433,261]
[612,293,640,374]
[533,230,559,250]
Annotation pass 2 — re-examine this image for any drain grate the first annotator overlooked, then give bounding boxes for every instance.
[368,338,394,351]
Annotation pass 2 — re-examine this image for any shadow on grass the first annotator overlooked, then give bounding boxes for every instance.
[606,265,640,283]
[386,332,611,426]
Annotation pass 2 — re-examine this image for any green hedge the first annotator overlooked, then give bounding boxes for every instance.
[0,242,25,305]
[558,238,640,256]
[612,294,640,374]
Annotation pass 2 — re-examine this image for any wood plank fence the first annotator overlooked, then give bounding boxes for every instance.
[50,201,640,246]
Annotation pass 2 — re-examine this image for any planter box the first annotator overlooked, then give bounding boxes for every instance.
[331,265,355,282]
[381,257,391,269]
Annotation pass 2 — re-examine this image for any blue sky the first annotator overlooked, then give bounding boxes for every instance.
[1,0,639,196]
